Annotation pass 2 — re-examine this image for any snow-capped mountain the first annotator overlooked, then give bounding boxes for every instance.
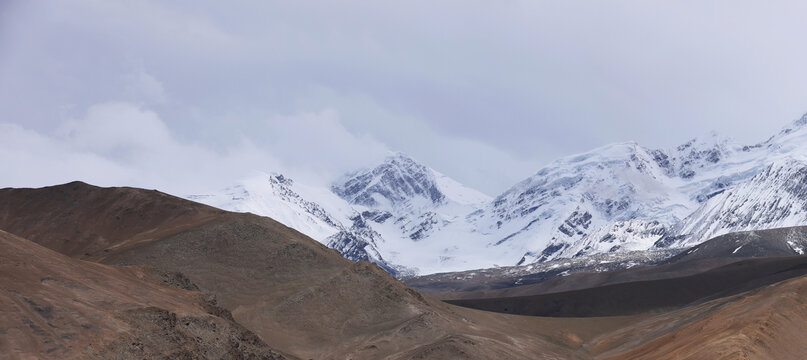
[468,115,807,266]
[191,114,807,275]
[189,173,346,241]
[468,141,694,265]
[189,153,490,275]
[326,153,494,272]
[658,158,807,249]
[187,171,400,273]
[332,153,490,241]
[651,115,807,248]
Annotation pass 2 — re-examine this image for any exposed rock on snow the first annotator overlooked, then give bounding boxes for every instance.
[190,115,807,275]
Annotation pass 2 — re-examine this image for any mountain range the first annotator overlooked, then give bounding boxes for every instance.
[190,114,807,275]
[4,182,807,359]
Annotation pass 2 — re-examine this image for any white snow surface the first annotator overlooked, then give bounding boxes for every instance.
[188,115,807,275]
[188,172,351,241]
[663,157,807,248]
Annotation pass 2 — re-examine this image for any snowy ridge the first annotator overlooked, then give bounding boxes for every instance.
[191,114,807,275]
[471,141,693,264]
[473,115,807,267]
[190,154,489,275]
[658,157,807,248]
[332,152,446,210]
[327,153,492,273]
[330,153,489,243]
[187,171,408,274]
[189,173,344,240]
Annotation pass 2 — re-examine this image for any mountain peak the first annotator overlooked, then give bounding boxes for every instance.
[387,151,418,162]
[383,152,428,173]
[332,153,444,209]
[331,151,491,213]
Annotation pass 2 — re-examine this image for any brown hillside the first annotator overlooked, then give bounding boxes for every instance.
[0,182,581,359]
[0,229,291,359]
[0,181,223,258]
[590,274,807,359]
[7,182,807,359]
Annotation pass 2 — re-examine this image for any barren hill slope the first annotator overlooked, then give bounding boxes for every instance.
[7,182,807,359]
[0,182,579,359]
[0,229,291,359]
[0,181,224,258]
[590,273,807,360]
[445,255,807,317]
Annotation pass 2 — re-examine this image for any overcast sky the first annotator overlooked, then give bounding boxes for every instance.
[2,0,807,195]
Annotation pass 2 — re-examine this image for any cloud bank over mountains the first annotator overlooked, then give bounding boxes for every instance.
[3,0,807,194]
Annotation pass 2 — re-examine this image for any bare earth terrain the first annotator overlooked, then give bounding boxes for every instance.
[0,229,290,359]
[2,182,807,359]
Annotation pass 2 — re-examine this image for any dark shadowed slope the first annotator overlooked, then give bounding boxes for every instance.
[0,182,580,360]
[403,250,679,294]
[446,255,807,317]
[435,256,737,301]
[666,226,807,264]
[0,229,291,359]
[426,226,807,302]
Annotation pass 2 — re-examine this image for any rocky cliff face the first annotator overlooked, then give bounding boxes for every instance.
[332,153,446,209]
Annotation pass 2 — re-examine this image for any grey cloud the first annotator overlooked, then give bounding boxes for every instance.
[1,102,284,194]
[2,0,807,195]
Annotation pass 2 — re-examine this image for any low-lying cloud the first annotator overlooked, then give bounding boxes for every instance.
[1,102,283,194]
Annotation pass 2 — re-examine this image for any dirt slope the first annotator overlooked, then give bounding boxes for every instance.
[0,182,579,359]
[7,182,807,359]
[0,229,291,359]
[0,181,223,258]
[94,208,579,359]
[590,274,807,360]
